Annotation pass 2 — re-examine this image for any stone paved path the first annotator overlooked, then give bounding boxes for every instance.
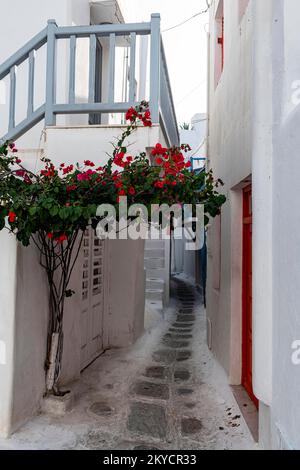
[0,276,257,450]
[126,279,202,448]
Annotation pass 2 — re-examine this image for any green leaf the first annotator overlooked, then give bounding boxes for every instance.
[50,206,59,216]
[29,206,37,216]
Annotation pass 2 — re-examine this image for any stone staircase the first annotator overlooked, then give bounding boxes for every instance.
[144,240,169,310]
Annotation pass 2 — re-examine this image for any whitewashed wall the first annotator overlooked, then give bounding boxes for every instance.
[270,0,300,450]
[0,0,152,437]
[207,0,253,384]
[208,0,300,450]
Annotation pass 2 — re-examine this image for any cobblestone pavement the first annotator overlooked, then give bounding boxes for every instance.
[0,277,257,450]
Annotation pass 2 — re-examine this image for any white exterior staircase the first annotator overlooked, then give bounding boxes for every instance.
[144,239,170,310]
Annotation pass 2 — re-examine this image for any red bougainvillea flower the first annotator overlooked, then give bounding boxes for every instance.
[56,234,68,244]
[63,164,74,175]
[66,184,77,192]
[24,174,32,185]
[84,160,95,167]
[142,114,152,127]
[15,170,25,177]
[125,107,138,122]
[9,143,16,150]
[113,152,126,168]
[15,158,22,164]
[151,143,168,157]
[154,181,165,189]
[47,232,54,239]
[117,189,126,202]
[114,180,123,189]
[155,157,164,165]
[8,211,17,223]
[77,169,95,181]
[128,186,136,196]
[173,152,184,164]
[185,161,192,168]
[41,163,56,178]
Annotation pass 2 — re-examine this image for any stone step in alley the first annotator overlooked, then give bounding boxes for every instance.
[0,277,257,451]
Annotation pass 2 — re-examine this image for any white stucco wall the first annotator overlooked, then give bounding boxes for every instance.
[0,231,17,437]
[207,0,253,382]
[251,0,273,412]
[104,240,145,348]
[174,114,207,281]
[0,0,91,437]
[43,124,164,167]
[0,122,166,436]
[208,0,300,450]
[0,0,172,438]
[270,0,300,450]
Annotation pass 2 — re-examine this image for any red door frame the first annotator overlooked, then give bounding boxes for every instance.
[242,185,258,408]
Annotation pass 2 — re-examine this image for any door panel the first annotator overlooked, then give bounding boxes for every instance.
[80,228,105,370]
[242,185,258,408]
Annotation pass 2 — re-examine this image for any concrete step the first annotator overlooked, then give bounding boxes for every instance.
[145,268,166,281]
[145,240,165,250]
[146,288,164,302]
[144,248,165,258]
[146,278,165,290]
[144,257,164,269]
[147,299,163,312]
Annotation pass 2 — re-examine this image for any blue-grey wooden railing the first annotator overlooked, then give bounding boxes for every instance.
[0,14,179,146]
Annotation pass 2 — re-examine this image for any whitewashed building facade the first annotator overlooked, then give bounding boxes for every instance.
[0,0,178,436]
[207,0,300,450]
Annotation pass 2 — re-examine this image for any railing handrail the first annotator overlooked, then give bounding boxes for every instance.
[0,16,179,146]
[55,22,151,39]
[160,40,179,145]
[0,28,47,81]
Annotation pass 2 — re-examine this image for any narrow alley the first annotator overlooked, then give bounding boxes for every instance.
[0,277,256,451]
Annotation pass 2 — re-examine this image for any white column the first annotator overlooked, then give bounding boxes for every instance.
[251,0,273,406]
[0,232,17,437]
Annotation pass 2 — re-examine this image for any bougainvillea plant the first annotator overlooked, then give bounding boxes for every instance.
[0,101,225,396]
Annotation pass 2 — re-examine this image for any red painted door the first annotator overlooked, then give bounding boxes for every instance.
[242,185,258,408]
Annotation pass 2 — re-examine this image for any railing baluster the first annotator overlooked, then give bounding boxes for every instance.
[69,35,76,104]
[108,33,116,103]
[27,50,35,117]
[9,66,16,130]
[129,32,136,103]
[45,19,57,126]
[1,18,179,144]
[150,13,161,123]
[89,34,97,103]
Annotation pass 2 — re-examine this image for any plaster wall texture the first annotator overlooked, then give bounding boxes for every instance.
[0,121,167,436]
[208,0,300,449]
[0,0,172,439]
[270,0,300,450]
[207,0,253,386]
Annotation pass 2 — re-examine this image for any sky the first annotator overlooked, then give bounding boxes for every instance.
[117,0,209,125]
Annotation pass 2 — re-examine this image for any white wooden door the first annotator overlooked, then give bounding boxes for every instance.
[80,228,105,370]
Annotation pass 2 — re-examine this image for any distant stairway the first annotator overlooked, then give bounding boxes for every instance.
[144,239,169,311]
